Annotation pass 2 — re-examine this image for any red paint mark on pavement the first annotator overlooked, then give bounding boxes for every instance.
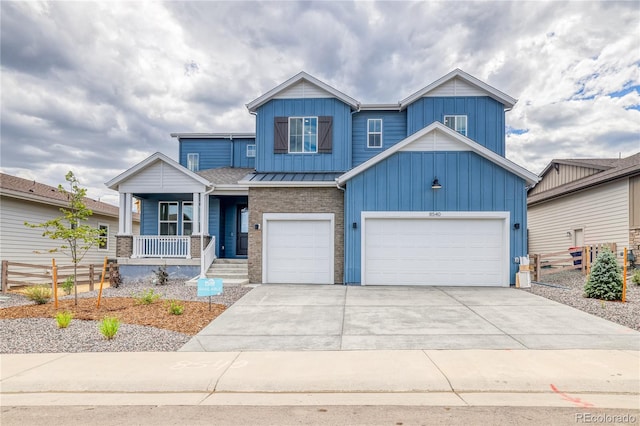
[550,384,595,408]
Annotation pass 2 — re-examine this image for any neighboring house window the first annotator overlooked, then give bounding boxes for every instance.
[246,144,256,157]
[187,153,199,172]
[367,119,383,148]
[289,117,318,153]
[98,223,109,250]
[159,202,179,235]
[182,202,193,236]
[444,115,467,136]
[274,116,332,154]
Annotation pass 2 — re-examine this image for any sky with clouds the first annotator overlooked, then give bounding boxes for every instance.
[1,1,639,206]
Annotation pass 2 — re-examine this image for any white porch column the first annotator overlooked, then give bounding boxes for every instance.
[192,192,200,235]
[124,193,133,235]
[118,193,126,235]
[201,193,209,235]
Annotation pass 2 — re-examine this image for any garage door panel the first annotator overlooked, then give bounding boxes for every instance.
[363,216,506,286]
[266,218,333,284]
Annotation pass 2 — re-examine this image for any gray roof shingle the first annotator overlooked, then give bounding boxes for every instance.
[528,153,640,205]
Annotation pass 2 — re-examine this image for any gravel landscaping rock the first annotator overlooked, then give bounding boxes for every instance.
[1,278,253,354]
[0,318,191,353]
[525,269,639,331]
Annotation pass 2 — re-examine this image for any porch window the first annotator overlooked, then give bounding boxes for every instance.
[98,223,109,250]
[182,202,193,236]
[159,202,179,235]
[187,153,199,172]
[444,115,467,136]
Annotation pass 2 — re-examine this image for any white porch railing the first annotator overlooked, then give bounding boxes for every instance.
[200,236,217,278]
[133,236,191,258]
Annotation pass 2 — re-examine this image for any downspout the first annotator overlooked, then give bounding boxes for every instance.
[229,135,234,168]
[336,179,346,285]
[200,185,216,278]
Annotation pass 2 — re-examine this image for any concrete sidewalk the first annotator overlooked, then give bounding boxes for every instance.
[1,350,639,409]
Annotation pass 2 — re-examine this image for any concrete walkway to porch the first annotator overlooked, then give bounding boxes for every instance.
[180,285,640,352]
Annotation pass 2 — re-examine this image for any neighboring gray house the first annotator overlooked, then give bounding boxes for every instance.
[0,173,139,273]
[527,153,640,255]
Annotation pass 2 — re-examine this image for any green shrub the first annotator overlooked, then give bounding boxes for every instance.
[135,289,161,305]
[55,311,73,328]
[61,276,74,296]
[23,285,52,304]
[632,270,640,286]
[99,316,120,340]
[166,299,184,315]
[584,248,623,301]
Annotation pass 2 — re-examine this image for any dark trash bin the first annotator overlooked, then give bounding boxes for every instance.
[569,247,582,265]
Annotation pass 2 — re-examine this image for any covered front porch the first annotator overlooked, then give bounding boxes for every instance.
[105,152,251,280]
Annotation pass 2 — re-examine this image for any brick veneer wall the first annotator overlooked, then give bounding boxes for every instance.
[630,227,640,250]
[190,235,211,259]
[116,235,133,258]
[248,187,344,284]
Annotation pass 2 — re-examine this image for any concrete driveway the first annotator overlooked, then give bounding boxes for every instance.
[180,285,640,352]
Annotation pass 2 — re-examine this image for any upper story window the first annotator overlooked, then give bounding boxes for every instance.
[444,115,467,136]
[97,223,109,250]
[367,119,383,148]
[289,117,318,153]
[182,202,193,236]
[274,116,332,154]
[187,153,199,172]
[159,202,179,235]
[246,144,256,157]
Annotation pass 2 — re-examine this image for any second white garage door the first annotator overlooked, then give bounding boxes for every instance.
[362,213,509,286]
[264,214,334,284]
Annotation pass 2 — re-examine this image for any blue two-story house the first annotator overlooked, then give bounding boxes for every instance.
[106,69,538,286]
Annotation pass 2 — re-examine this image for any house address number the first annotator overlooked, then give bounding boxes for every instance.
[429,212,442,217]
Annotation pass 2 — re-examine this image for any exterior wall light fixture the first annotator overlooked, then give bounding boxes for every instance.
[431,178,442,189]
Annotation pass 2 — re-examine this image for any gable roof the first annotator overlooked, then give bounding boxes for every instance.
[399,68,517,110]
[105,152,211,191]
[337,122,539,186]
[0,173,134,220]
[537,158,618,177]
[246,71,360,112]
[528,153,640,205]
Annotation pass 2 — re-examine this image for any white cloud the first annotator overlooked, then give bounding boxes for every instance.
[1,0,638,199]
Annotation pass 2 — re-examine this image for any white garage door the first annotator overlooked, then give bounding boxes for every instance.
[363,214,508,286]
[264,215,334,284]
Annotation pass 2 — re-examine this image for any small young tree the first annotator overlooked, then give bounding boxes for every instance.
[584,248,623,301]
[25,171,103,305]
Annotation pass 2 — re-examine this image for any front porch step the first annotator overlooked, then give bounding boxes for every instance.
[185,258,249,286]
[187,258,249,287]
[214,258,248,264]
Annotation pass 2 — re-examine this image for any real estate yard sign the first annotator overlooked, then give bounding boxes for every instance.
[197,278,223,310]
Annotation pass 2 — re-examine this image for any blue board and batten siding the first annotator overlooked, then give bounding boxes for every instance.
[344,151,527,284]
[352,110,407,166]
[407,97,505,155]
[255,98,352,172]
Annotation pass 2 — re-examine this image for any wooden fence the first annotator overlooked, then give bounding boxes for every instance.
[1,260,119,293]
[529,243,618,282]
